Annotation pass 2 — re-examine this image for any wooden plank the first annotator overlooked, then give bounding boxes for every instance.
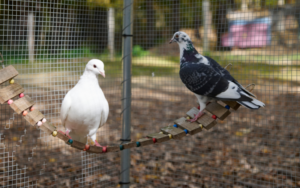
[174,117,202,135]
[107,145,119,152]
[137,138,153,147]
[197,114,217,130]
[160,126,186,139]
[0,83,24,104]
[120,141,135,150]
[0,65,19,85]
[71,140,85,150]
[24,110,44,126]
[206,102,231,120]
[186,107,199,119]
[38,125,52,135]
[43,122,56,132]
[147,133,169,143]
[88,146,104,153]
[223,101,240,110]
[56,131,70,143]
[186,107,216,130]
[10,95,34,114]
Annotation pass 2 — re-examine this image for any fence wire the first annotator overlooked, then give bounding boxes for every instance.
[0,0,299,188]
[130,0,300,188]
[0,0,122,187]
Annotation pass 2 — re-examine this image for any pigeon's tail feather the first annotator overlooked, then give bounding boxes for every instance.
[241,87,256,98]
[237,96,265,110]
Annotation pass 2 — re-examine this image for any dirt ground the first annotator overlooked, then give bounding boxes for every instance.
[1,73,300,188]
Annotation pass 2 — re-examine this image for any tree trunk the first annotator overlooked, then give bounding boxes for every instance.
[108,8,115,61]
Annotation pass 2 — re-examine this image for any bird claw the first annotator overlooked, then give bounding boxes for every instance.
[186,111,205,123]
[94,140,107,152]
[186,117,198,123]
[94,140,105,147]
[58,130,72,139]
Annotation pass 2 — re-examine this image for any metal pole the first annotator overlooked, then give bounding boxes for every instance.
[120,0,133,188]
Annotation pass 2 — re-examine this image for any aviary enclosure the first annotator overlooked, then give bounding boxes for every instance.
[0,0,299,187]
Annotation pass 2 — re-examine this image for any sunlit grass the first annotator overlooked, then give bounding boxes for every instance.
[4,46,300,84]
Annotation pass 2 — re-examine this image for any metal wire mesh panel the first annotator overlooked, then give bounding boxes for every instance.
[1,0,300,187]
[130,0,300,187]
[0,1,122,187]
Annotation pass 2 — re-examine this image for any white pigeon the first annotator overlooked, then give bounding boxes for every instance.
[60,59,109,147]
[170,31,265,122]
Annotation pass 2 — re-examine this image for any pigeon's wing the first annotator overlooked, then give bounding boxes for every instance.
[60,92,72,127]
[180,63,229,97]
[99,100,109,129]
[205,56,256,98]
[96,88,109,129]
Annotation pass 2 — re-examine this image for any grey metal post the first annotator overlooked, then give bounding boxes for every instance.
[120,0,133,188]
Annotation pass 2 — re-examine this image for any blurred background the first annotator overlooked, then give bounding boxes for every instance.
[1,0,300,187]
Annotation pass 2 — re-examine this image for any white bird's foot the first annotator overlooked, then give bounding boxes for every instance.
[94,140,107,152]
[59,129,72,139]
[187,111,205,123]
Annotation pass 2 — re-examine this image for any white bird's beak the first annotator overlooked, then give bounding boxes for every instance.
[100,72,105,78]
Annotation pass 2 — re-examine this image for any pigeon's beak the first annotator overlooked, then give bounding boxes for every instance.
[169,38,175,44]
[100,72,105,78]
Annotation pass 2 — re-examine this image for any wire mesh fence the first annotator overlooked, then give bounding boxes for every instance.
[1,0,300,187]
[0,1,123,187]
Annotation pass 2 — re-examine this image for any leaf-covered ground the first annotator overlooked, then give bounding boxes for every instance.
[1,75,299,187]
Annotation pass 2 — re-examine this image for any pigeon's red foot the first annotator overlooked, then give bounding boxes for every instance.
[59,130,72,139]
[187,111,205,123]
[94,140,107,152]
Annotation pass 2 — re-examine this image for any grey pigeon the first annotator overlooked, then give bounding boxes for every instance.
[60,59,109,146]
[170,31,265,122]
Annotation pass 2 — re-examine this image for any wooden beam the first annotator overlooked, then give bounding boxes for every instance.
[0,83,24,104]
[107,144,120,152]
[24,110,44,126]
[205,102,231,120]
[120,142,135,150]
[43,122,56,132]
[186,107,216,130]
[136,138,153,147]
[223,101,240,110]
[71,140,86,150]
[10,95,34,114]
[56,131,70,143]
[160,126,186,139]
[38,125,52,135]
[197,113,217,130]
[147,133,169,143]
[174,117,202,135]
[88,146,104,153]
[0,65,19,85]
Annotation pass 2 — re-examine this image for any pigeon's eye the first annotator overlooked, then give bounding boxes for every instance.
[175,34,179,38]
[93,65,97,68]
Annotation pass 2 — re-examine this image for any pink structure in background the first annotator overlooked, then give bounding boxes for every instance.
[222,17,271,48]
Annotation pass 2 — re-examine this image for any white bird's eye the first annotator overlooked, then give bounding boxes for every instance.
[93,65,97,68]
[175,34,179,38]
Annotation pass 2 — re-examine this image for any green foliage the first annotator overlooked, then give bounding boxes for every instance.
[132,45,149,57]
